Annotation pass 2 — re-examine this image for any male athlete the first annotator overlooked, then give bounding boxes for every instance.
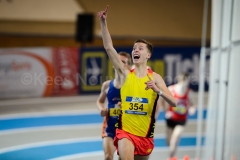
[96,52,132,160]
[162,73,196,159]
[98,5,176,160]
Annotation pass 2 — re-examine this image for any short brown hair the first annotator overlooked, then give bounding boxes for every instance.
[177,72,189,82]
[181,72,189,80]
[118,51,132,66]
[134,39,153,54]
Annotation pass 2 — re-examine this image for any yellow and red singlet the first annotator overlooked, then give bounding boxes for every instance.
[115,68,159,137]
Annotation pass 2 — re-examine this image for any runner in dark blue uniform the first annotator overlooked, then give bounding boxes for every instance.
[96,52,132,160]
[102,80,121,139]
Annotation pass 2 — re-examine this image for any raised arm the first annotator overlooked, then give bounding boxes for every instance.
[98,5,126,74]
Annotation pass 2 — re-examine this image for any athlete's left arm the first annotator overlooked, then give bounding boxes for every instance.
[147,73,176,107]
[188,89,196,115]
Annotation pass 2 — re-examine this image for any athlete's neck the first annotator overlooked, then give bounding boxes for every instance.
[134,64,148,78]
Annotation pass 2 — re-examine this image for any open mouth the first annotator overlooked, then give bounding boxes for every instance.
[133,55,140,60]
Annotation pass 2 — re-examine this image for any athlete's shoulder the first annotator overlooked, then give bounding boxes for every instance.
[103,80,111,86]
[152,72,162,80]
[101,80,111,91]
[152,71,159,76]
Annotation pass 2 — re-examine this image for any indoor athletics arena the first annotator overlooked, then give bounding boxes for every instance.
[0,0,239,160]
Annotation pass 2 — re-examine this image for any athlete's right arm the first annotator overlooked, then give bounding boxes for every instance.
[163,86,173,110]
[98,5,127,75]
[96,80,110,117]
[162,86,173,119]
[188,90,196,115]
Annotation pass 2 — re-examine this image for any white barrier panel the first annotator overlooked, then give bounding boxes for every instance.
[203,49,219,159]
[0,48,53,99]
[203,0,240,159]
[226,43,240,160]
[0,48,79,99]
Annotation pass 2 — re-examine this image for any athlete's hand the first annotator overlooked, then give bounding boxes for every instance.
[100,107,108,117]
[117,102,122,108]
[188,106,196,115]
[165,111,173,119]
[98,5,109,21]
[145,74,160,93]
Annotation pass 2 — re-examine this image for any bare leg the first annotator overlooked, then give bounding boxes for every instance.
[134,155,149,160]
[166,127,173,146]
[169,125,184,157]
[103,137,116,160]
[118,138,135,160]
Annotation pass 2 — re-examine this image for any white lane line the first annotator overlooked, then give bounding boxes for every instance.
[0,119,200,137]
[0,109,99,120]
[154,146,196,151]
[0,136,102,154]
[0,95,99,107]
[49,151,103,160]
[0,121,201,136]
[0,123,102,135]
[50,147,197,160]
[0,111,203,120]
[0,132,199,154]
[154,132,197,138]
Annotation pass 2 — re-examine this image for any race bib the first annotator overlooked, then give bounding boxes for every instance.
[109,108,121,117]
[125,110,147,115]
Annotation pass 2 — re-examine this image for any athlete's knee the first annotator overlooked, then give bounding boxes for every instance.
[105,153,114,160]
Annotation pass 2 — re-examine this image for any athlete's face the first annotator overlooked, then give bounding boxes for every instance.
[132,42,151,64]
[119,55,129,66]
[177,74,189,84]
